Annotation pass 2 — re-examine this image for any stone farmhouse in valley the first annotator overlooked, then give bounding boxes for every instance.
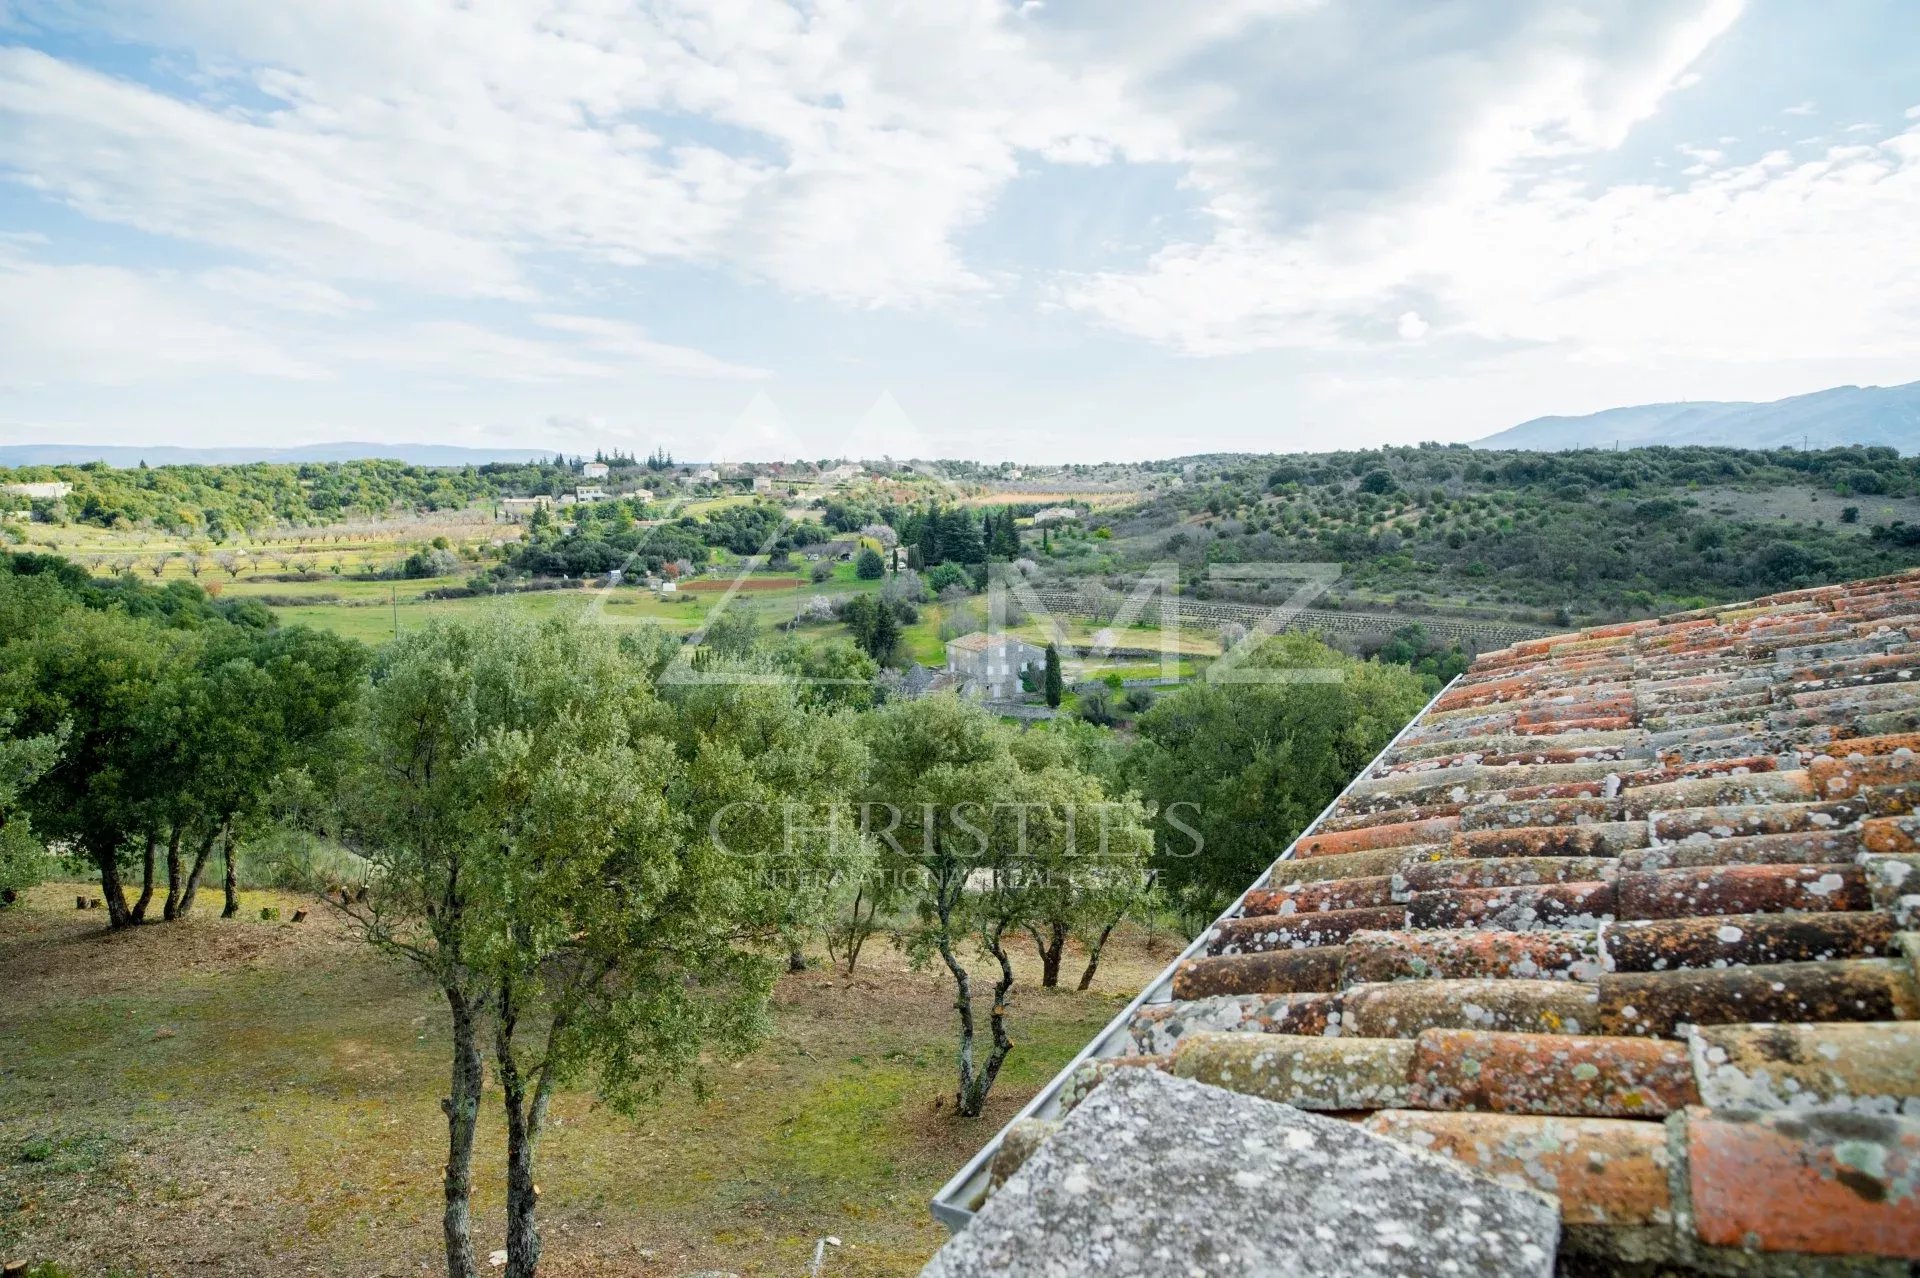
[944,632,1046,701]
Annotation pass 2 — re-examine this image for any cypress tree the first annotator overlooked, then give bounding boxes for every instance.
[871,603,901,664]
[917,504,941,566]
[1043,643,1063,708]
[991,507,1020,558]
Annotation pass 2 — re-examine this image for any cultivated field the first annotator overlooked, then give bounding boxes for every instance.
[0,883,1176,1277]
[15,510,1221,676]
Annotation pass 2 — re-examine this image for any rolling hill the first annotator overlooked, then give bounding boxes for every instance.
[1475,381,1920,453]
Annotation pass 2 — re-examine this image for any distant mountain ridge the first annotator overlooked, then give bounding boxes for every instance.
[0,441,559,467]
[1474,381,1920,454]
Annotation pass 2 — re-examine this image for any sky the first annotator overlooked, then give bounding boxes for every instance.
[0,0,1917,463]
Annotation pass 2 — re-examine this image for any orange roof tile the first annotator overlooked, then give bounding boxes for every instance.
[938,567,1920,1267]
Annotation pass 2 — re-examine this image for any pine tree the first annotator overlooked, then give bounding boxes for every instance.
[1043,643,1063,708]
[939,506,984,564]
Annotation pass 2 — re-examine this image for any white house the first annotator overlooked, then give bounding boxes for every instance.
[945,632,1046,701]
[575,485,608,502]
[751,476,774,494]
[1,481,72,501]
[582,461,610,480]
[1032,506,1079,525]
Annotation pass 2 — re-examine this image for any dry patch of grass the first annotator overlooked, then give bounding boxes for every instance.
[0,883,1173,1276]
[1691,484,1920,535]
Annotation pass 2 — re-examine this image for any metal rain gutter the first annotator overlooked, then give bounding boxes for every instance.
[927,674,1460,1233]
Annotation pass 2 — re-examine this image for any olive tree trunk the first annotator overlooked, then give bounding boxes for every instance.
[220,826,240,918]
[494,992,557,1278]
[1028,921,1066,989]
[92,842,132,928]
[174,826,219,919]
[441,987,484,1278]
[130,830,158,924]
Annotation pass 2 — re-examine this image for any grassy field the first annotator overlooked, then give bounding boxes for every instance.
[0,882,1176,1277]
[15,507,1223,683]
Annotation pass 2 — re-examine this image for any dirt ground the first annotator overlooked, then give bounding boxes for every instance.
[0,882,1175,1277]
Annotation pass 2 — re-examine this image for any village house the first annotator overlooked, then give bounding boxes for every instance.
[498,495,554,520]
[944,632,1046,701]
[1030,505,1079,525]
[581,461,610,480]
[574,485,608,502]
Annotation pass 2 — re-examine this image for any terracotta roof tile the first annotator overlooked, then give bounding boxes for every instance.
[948,571,1920,1267]
[1397,855,1617,893]
[1407,1028,1698,1119]
[1613,863,1871,918]
[1207,904,1404,953]
[1238,875,1395,916]
[1404,880,1616,931]
[1599,911,1899,972]
[1127,994,1338,1054]
[1681,1108,1920,1258]
[1687,1021,1920,1114]
[1598,958,1920,1038]
[1172,946,1344,998]
[1341,978,1599,1038]
[1170,1033,1415,1109]
[1341,928,1601,985]
[1362,1111,1673,1228]
[1618,827,1864,869]
[1261,845,1420,886]
[1296,815,1458,858]
[1445,823,1647,858]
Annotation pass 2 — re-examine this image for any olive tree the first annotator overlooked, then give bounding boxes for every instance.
[2,607,176,926]
[0,714,63,900]
[866,695,1144,1115]
[659,653,874,974]
[343,615,787,1278]
[1004,729,1153,989]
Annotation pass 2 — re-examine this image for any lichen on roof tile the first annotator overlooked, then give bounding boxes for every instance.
[937,570,1920,1271]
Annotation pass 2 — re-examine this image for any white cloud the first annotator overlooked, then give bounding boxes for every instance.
[531,314,770,381]
[0,2,1181,309]
[0,0,1912,454]
[1055,116,1920,364]
[1783,100,1818,115]
[342,321,616,383]
[0,253,325,385]
[199,267,364,315]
